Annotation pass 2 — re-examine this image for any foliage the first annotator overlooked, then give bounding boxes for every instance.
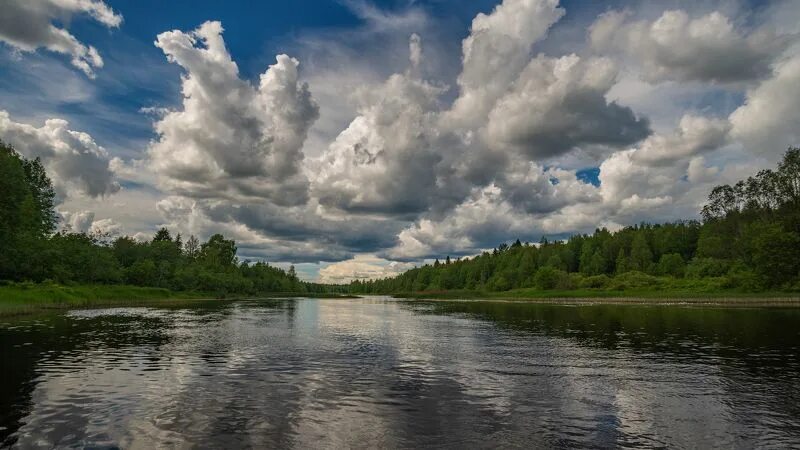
[0,141,333,296]
[2,140,799,297]
[351,149,800,295]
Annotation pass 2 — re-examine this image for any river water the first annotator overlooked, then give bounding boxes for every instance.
[1,297,799,448]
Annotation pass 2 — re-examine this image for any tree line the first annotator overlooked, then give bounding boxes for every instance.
[0,141,340,296]
[3,139,798,296]
[351,148,800,294]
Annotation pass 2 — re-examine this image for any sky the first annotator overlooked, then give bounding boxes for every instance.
[0,0,798,283]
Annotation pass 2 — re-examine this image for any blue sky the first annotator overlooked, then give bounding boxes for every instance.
[0,0,798,282]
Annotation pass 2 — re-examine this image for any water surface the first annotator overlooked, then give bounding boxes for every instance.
[1,297,799,448]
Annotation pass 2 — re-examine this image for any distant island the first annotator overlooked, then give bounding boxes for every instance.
[1,142,798,314]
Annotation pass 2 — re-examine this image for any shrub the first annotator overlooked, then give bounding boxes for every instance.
[686,258,730,278]
[561,273,582,290]
[657,253,686,277]
[723,269,767,292]
[609,271,661,290]
[580,274,611,289]
[534,267,566,290]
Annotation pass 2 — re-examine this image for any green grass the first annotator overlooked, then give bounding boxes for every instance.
[391,286,800,304]
[389,273,800,303]
[0,283,360,316]
[0,283,212,316]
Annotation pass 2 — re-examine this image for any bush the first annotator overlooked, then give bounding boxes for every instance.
[489,275,512,291]
[657,253,686,277]
[686,258,731,278]
[580,274,611,289]
[609,271,661,290]
[534,267,566,290]
[723,269,767,292]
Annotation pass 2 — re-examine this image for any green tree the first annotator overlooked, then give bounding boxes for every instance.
[21,157,57,236]
[657,253,686,277]
[629,233,653,272]
[200,234,237,268]
[615,249,629,274]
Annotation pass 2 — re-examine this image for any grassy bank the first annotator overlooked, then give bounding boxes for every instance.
[0,283,214,316]
[392,287,800,305]
[0,284,362,316]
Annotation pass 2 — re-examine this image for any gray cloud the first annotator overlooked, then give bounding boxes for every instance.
[446,0,565,128]
[150,21,319,206]
[26,0,787,273]
[729,54,800,161]
[310,69,447,215]
[0,110,120,200]
[590,9,793,84]
[486,54,650,159]
[0,0,121,77]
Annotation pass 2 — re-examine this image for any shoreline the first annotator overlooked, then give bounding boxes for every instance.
[398,296,800,307]
[389,290,800,307]
[0,284,354,317]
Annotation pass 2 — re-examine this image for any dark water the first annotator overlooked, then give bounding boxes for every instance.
[1,298,799,449]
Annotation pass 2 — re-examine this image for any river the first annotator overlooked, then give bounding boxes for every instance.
[1,297,799,448]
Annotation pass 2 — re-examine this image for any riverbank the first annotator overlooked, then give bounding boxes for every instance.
[0,284,361,316]
[392,288,800,306]
[0,284,216,316]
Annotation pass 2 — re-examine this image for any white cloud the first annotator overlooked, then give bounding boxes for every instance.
[687,156,719,183]
[0,0,121,77]
[0,110,120,200]
[59,210,122,236]
[5,0,788,270]
[632,114,730,165]
[150,21,319,206]
[590,9,791,84]
[486,53,650,159]
[318,255,414,283]
[310,49,447,214]
[61,210,95,233]
[446,0,564,128]
[386,183,607,260]
[729,55,800,160]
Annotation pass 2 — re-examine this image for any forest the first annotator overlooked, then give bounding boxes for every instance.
[0,141,332,296]
[351,148,800,295]
[2,139,799,298]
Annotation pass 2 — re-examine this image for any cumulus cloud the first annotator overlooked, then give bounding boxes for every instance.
[495,160,600,214]
[386,183,609,260]
[387,107,737,260]
[61,210,96,233]
[687,156,719,183]
[486,54,650,158]
[121,0,797,268]
[312,0,645,217]
[632,114,730,165]
[729,55,800,160]
[447,0,565,127]
[60,210,123,236]
[0,0,121,77]
[311,51,447,214]
[150,21,319,206]
[0,110,120,200]
[318,255,414,283]
[590,9,792,84]
[155,194,406,263]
